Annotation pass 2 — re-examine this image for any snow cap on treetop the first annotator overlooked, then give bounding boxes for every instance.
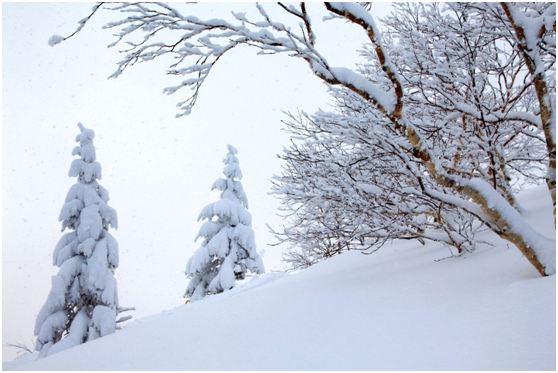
[223,144,242,180]
[76,122,95,144]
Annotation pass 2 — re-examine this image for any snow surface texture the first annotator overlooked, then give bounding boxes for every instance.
[32,123,121,358]
[184,144,264,302]
[4,185,555,370]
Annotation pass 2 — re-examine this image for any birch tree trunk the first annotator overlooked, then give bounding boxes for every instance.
[501,2,556,227]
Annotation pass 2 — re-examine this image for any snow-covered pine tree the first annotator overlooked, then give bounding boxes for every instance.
[34,123,130,357]
[184,145,265,302]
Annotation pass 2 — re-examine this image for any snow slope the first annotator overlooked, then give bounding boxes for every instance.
[4,186,555,370]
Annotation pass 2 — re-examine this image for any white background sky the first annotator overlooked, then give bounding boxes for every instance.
[2,2,392,361]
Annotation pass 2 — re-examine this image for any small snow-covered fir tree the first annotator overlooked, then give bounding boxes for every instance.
[34,123,130,357]
[185,145,264,302]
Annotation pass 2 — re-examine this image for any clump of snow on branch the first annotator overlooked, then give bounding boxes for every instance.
[48,35,64,47]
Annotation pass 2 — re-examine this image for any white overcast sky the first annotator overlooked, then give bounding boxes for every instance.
[2,2,393,361]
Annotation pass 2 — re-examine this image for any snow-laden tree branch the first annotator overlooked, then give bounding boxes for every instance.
[271,108,487,269]
[54,2,555,276]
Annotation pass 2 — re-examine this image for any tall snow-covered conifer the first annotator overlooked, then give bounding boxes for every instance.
[34,123,128,357]
[185,145,264,302]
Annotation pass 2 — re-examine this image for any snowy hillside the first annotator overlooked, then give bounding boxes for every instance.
[4,186,555,371]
